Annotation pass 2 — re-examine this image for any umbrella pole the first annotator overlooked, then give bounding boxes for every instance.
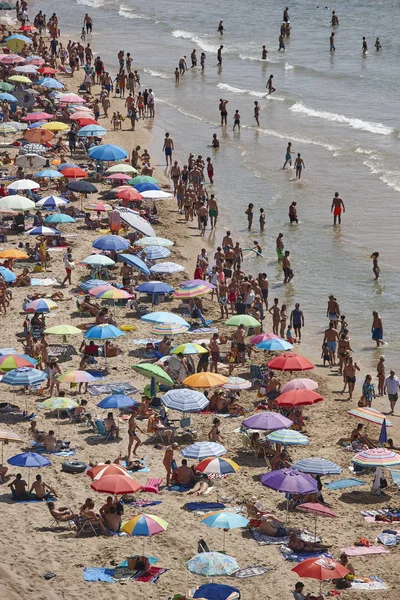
[223,529,226,553]
[286,497,289,525]
[1,441,3,465]
[57,409,60,440]
[314,515,317,540]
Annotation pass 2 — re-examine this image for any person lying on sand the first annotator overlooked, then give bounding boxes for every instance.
[288,533,331,552]
[187,474,211,495]
[259,519,300,537]
[47,502,75,521]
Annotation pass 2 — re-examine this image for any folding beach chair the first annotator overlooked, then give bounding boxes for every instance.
[141,478,163,494]
[94,419,113,441]
[73,515,101,537]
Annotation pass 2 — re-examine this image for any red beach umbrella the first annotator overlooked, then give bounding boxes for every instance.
[75,118,100,126]
[116,188,144,202]
[297,502,336,537]
[267,353,314,371]
[292,557,349,581]
[86,463,129,480]
[59,167,88,178]
[274,389,324,407]
[90,474,142,494]
[37,66,57,75]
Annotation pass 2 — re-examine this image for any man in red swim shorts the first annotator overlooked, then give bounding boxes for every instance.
[331,192,345,225]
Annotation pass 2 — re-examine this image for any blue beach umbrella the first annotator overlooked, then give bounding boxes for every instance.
[27,226,61,236]
[379,419,388,446]
[36,195,69,209]
[292,457,342,475]
[85,324,125,340]
[117,253,151,276]
[0,266,16,282]
[77,125,107,137]
[182,442,226,460]
[143,246,171,260]
[141,311,189,326]
[93,234,129,252]
[135,281,175,295]
[161,389,209,413]
[8,452,51,468]
[45,214,75,224]
[88,144,128,161]
[35,169,63,179]
[97,394,138,409]
[193,583,241,600]
[38,77,64,89]
[57,162,79,171]
[6,34,32,44]
[201,511,249,551]
[2,367,47,387]
[133,182,160,193]
[0,92,17,103]
[28,121,47,129]
[256,339,294,351]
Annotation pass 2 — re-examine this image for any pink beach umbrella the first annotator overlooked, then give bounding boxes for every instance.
[281,378,319,393]
[250,333,281,345]
[57,370,96,383]
[59,93,86,104]
[106,173,131,181]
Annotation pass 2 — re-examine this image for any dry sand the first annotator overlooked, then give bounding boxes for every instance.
[0,26,399,600]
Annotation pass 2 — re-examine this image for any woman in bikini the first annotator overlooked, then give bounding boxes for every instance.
[127,409,145,458]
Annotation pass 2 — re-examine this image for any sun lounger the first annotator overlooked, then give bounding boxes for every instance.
[141,477,163,494]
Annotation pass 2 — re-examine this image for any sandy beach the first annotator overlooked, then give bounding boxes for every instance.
[0,5,400,600]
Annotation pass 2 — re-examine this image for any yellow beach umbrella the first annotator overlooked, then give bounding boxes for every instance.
[183,372,228,388]
[8,75,32,84]
[41,122,70,132]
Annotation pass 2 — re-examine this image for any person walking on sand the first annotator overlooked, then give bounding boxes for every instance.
[323,321,340,366]
[266,75,276,94]
[384,370,400,415]
[290,303,304,342]
[342,356,360,400]
[371,311,384,347]
[294,153,305,179]
[163,132,174,167]
[283,142,293,169]
[331,192,345,225]
[61,247,74,287]
[208,194,218,228]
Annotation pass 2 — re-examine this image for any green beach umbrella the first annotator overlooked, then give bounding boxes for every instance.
[0,82,14,92]
[128,175,158,185]
[132,363,173,386]
[39,396,79,438]
[225,315,261,328]
[44,324,82,343]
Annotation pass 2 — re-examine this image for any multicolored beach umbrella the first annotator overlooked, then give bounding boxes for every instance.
[195,457,240,476]
[266,429,309,446]
[347,406,393,427]
[25,298,58,313]
[186,552,239,577]
[352,447,400,467]
[221,376,252,390]
[121,514,168,553]
[150,322,189,335]
[57,371,96,384]
[0,354,37,371]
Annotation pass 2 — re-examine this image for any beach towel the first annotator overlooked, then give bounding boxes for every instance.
[340,546,390,556]
[184,502,225,512]
[121,460,150,474]
[189,327,218,334]
[324,478,367,490]
[84,568,115,583]
[11,494,56,504]
[88,382,139,396]
[389,469,400,484]
[376,533,398,546]
[128,499,162,508]
[279,546,332,563]
[350,576,388,590]
[30,278,59,286]
[252,530,289,545]
[48,344,78,358]
[233,566,271,578]
[167,484,193,493]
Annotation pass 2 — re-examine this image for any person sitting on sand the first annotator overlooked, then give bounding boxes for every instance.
[173,459,195,486]
[29,474,57,499]
[293,581,324,600]
[29,420,45,443]
[288,533,331,553]
[270,449,292,470]
[102,505,121,535]
[8,473,28,499]
[337,423,375,449]
[100,496,115,518]
[386,438,400,451]
[104,412,120,439]
[79,295,100,317]
[104,340,122,357]
[47,502,75,521]
[0,463,8,483]
[147,415,173,444]
[15,268,31,287]
[187,474,211,495]
[43,430,61,453]
[208,418,223,442]
[138,397,153,419]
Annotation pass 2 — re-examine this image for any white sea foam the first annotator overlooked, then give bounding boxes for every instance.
[257,127,339,152]
[217,83,285,101]
[284,63,294,70]
[363,160,400,192]
[355,147,374,155]
[290,103,393,136]
[239,53,279,64]
[157,98,218,126]
[118,5,153,20]
[77,0,105,7]
[172,30,219,53]
[143,68,173,80]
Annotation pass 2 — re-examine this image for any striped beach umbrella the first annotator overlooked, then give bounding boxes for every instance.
[150,261,185,274]
[121,514,168,553]
[80,279,110,292]
[2,367,47,387]
[87,463,128,480]
[161,389,209,412]
[352,447,400,467]
[173,285,212,299]
[170,343,208,355]
[150,322,189,335]
[292,458,342,475]
[347,406,393,427]
[195,457,240,475]
[221,376,252,390]
[143,245,171,260]
[25,298,58,313]
[182,442,226,459]
[266,429,309,446]
[93,288,133,300]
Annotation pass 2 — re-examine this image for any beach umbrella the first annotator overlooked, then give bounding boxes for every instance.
[0,195,35,212]
[19,143,47,155]
[39,396,79,438]
[0,354,37,372]
[141,312,189,326]
[57,162,79,171]
[81,254,115,266]
[0,92,17,102]
[186,552,239,577]
[181,280,216,289]
[57,370,97,384]
[379,419,388,445]
[97,394,137,410]
[143,246,171,260]
[184,372,228,388]
[0,249,28,259]
[182,442,227,460]
[73,117,99,127]
[44,325,82,343]
[60,167,88,178]
[132,363,173,386]
[0,266,16,283]
[117,207,155,237]
[77,124,107,137]
[121,514,168,553]
[41,121,69,132]
[24,128,54,143]
[80,279,110,292]
[140,190,173,200]
[136,281,175,295]
[242,412,293,431]
[116,253,151,276]
[8,179,40,192]
[89,144,128,161]
[84,202,112,212]
[67,181,98,194]
[292,458,342,475]
[7,452,50,484]
[94,288,133,300]
[25,298,58,313]
[0,82,14,92]
[267,353,314,371]
[221,377,252,390]
[0,54,24,65]
[170,343,208,356]
[274,389,324,408]
[7,121,27,131]
[256,339,294,351]
[195,457,240,476]
[266,429,309,446]
[292,557,349,586]
[0,430,24,463]
[151,322,190,336]
[201,511,249,551]
[347,406,392,427]
[38,78,65,90]
[35,169,63,179]
[36,195,69,209]
[91,474,142,495]
[87,463,129,480]
[58,92,86,103]
[27,226,61,236]
[70,105,93,113]
[352,447,400,467]
[45,214,75,224]
[129,175,158,185]
[173,285,212,299]
[281,378,319,393]
[106,173,132,182]
[261,468,317,495]
[136,236,174,247]
[0,123,17,135]
[150,261,185,274]
[106,164,138,174]
[24,56,45,66]
[190,583,240,600]
[85,324,125,340]
[88,285,113,297]
[297,503,337,538]
[225,315,261,328]
[23,112,53,122]
[6,36,31,53]
[133,182,160,193]
[37,67,57,75]
[161,389,209,412]
[13,65,37,74]
[93,234,129,252]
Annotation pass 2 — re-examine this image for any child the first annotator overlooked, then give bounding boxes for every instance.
[206,157,214,184]
[80,27,86,41]
[233,109,240,131]
[259,208,265,231]
[371,251,380,280]
[322,342,330,367]
[286,325,294,344]
[339,315,348,334]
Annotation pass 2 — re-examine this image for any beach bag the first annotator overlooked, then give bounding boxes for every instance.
[67,260,75,270]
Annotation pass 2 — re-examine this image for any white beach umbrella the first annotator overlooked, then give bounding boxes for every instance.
[117,207,155,237]
[150,262,185,274]
[0,195,35,211]
[8,179,40,191]
[140,190,174,200]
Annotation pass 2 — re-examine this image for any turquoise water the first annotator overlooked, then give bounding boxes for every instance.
[35,0,400,369]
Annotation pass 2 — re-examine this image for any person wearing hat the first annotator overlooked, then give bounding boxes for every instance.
[47,357,61,397]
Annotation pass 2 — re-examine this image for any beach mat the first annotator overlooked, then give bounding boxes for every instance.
[88,382,139,396]
[324,478,367,490]
[279,546,332,563]
[350,576,388,590]
[184,502,225,512]
[167,484,193,493]
[341,546,390,556]
[233,566,272,578]
[252,530,289,546]
[84,566,167,584]
[84,568,115,583]
[30,278,59,286]
[128,500,162,508]
[48,344,78,358]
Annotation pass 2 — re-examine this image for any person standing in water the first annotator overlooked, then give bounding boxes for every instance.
[371,252,380,279]
[276,232,284,261]
[233,109,241,131]
[289,201,298,223]
[331,192,345,225]
[330,32,335,52]
[219,98,228,126]
[283,142,293,169]
[375,38,382,51]
[217,45,223,66]
[259,208,265,231]
[261,45,268,59]
[218,20,224,34]
[283,7,289,22]
[294,153,305,179]
[371,311,384,347]
[245,203,254,230]
[254,101,260,126]
[362,37,368,54]
[331,10,339,26]
[266,75,276,94]
[282,250,294,283]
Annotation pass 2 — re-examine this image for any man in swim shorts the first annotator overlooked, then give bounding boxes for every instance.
[323,321,340,366]
[331,191,345,225]
[162,132,174,166]
[371,311,384,347]
[276,232,284,261]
